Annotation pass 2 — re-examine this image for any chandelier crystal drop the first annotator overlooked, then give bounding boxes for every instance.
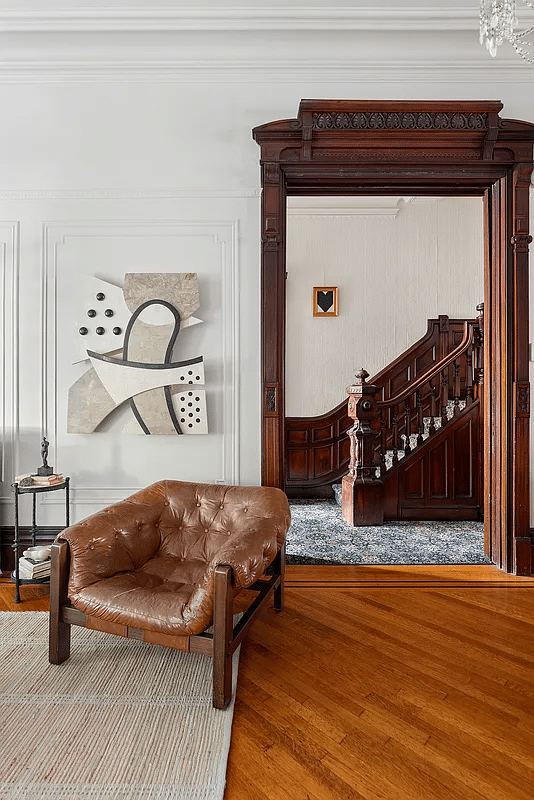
[480,0,534,63]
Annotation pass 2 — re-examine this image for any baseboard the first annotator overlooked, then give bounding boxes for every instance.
[1,526,62,574]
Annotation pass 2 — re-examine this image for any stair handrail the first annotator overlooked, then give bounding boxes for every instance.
[377,320,478,410]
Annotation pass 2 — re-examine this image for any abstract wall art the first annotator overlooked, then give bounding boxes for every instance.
[68,273,208,435]
[313,286,338,317]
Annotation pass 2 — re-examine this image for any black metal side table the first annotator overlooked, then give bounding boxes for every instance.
[11,477,70,603]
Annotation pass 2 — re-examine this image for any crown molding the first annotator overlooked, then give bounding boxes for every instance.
[0,58,532,83]
[0,189,260,200]
[0,7,483,33]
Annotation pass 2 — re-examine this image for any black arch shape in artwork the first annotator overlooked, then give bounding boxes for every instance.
[122,299,183,435]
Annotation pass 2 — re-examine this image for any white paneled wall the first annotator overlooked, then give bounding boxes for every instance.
[0,194,258,525]
[286,197,483,417]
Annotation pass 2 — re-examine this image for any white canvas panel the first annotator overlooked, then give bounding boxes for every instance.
[89,353,205,406]
[73,275,131,364]
[172,389,208,435]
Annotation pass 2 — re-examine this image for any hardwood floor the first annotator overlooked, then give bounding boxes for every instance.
[2,564,534,800]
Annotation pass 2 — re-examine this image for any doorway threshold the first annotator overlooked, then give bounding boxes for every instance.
[285,563,534,589]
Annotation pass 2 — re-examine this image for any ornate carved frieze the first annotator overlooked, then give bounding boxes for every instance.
[312,150,481,161]
[511,234,533,253]
[263,162,281,183]
[516,383,530,415]
[312,111,488,131]
[261,233,281,251]
[265,386,277,414]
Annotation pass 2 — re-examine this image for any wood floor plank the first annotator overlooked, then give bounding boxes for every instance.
[361,690,534,795]
[286,564,534,588]
[0,582,49,611]
[231,699,363,800]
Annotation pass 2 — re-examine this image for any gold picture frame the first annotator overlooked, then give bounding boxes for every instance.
[313,286,338,317]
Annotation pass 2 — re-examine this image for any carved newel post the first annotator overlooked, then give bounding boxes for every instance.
[342,369,384,527]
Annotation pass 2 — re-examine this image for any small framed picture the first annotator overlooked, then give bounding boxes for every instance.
[313,286,338,317]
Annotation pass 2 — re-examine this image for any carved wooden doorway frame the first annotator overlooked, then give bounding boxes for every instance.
[253,99,534,575]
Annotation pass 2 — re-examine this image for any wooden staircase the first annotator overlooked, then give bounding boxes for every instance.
[285,306,484,525]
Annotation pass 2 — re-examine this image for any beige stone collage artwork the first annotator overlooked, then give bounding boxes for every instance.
[68,273,208,435]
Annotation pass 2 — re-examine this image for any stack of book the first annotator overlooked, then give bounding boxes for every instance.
[18,555,51,581]
[15,473,64,487]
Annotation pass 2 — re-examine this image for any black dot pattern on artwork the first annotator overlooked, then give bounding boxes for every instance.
[96,293,105,301]
[96,327,105,335]
[113,327,121,335]
[79,327,88,335]
[87,309,96,318]
[104,309,114,317]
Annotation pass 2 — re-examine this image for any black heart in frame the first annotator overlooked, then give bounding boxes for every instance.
[317,291,333,313]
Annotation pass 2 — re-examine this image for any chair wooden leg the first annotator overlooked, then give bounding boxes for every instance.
[49,541,71,664]
[213,564,234,710]
[273,544,285,612]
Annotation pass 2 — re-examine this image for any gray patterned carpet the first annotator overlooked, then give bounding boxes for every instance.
[287,500,488,565]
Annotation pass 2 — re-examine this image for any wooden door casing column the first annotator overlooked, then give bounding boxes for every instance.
[253,100,534,574]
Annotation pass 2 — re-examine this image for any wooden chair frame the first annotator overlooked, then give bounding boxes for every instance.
[49,539,285,710]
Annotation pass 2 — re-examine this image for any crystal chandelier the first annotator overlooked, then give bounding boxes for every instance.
[480,1,534,63]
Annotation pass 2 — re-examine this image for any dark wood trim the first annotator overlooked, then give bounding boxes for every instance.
[285,316,474,499]
[253,99,534,575]
[48,541,71,664]
[383,399,481,521]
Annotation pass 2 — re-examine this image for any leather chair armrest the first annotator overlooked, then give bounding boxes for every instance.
[59,498,164,593]
[208,517,288,589]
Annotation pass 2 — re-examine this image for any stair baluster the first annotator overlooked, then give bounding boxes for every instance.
[428,383,437,436]
[465,343,474,406]
[380,415,387,476]
[416,392,425,447]
[404,399,412,455]
[453,360,461,416]
[440,368,449,427]
[391,413,400,467]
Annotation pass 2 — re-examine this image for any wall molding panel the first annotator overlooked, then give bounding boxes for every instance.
[0,222,20,495]
[41,218,240,514]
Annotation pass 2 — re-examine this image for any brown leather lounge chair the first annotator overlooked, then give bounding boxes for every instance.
[49,480,291,709]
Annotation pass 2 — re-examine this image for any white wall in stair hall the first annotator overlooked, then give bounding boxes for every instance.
[0,1,533,525]
[285,196,484,417]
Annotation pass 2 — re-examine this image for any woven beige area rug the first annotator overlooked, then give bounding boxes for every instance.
[0,612,239,800]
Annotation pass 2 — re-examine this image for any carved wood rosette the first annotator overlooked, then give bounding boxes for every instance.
[254,100,534,573]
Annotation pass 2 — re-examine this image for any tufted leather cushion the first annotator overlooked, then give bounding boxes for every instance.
[58,480,290,637]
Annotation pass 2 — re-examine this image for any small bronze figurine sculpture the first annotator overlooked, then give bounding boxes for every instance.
[37,437,53,476]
